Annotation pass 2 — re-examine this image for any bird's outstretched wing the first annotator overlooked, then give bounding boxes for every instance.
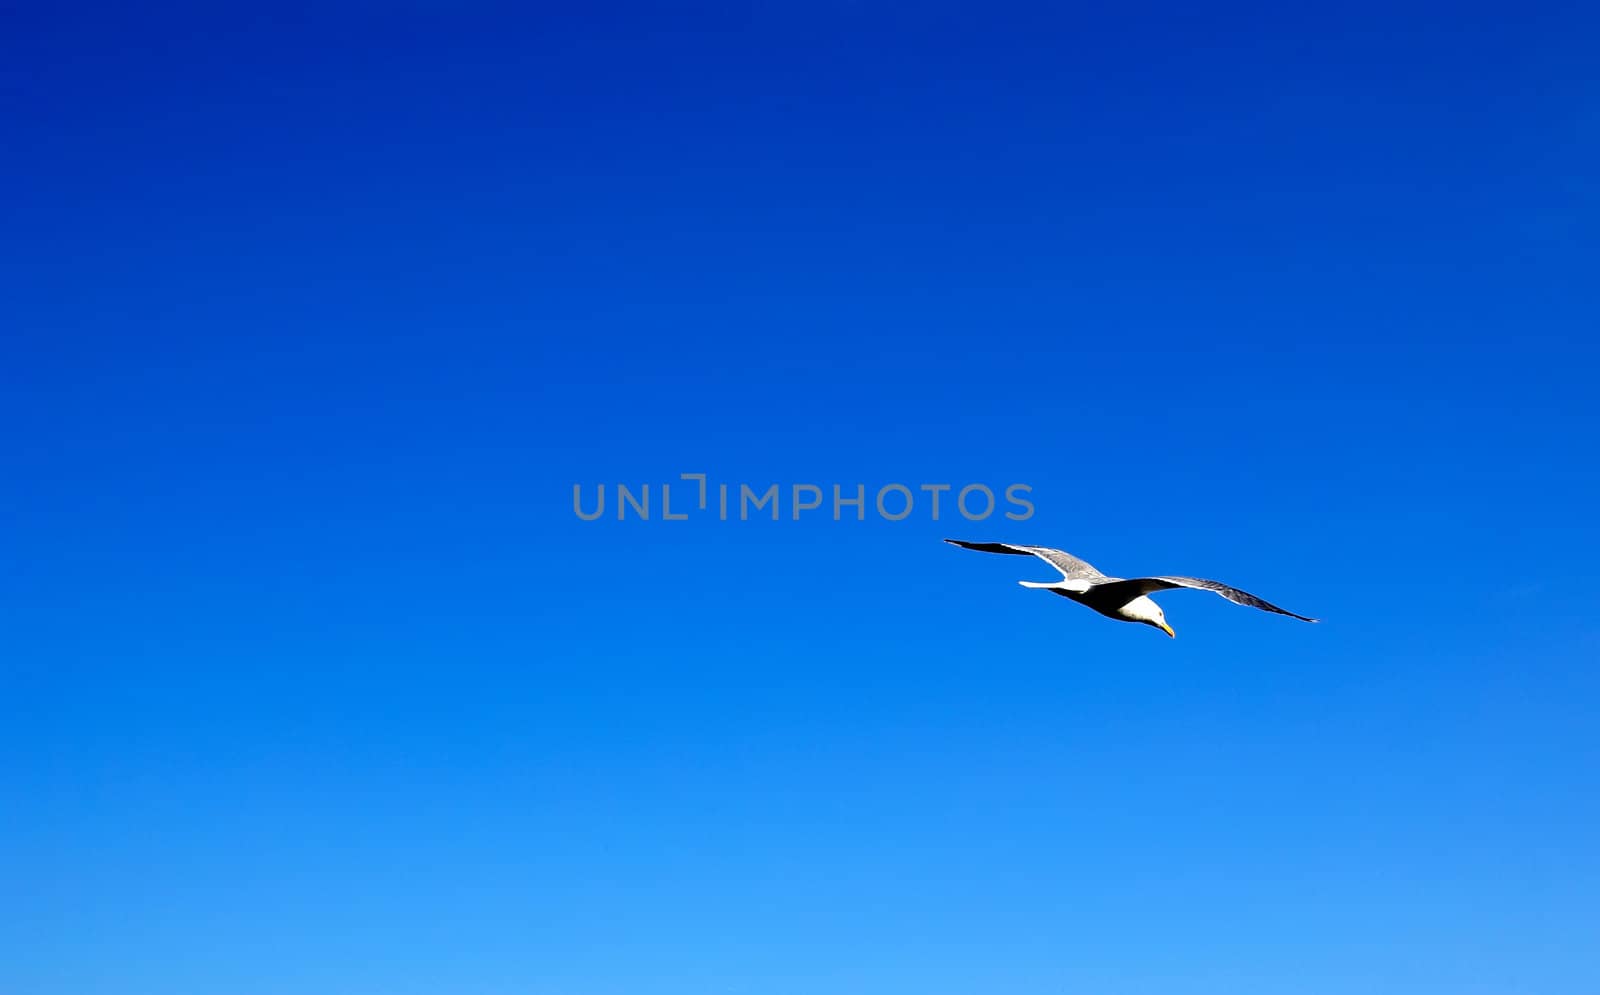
[944,539,1106,581]
[1089,576,1318,622]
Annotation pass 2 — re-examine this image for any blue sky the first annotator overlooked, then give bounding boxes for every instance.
[4,4,1598,993]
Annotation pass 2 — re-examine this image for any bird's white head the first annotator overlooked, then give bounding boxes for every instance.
[1122,595,1175,638]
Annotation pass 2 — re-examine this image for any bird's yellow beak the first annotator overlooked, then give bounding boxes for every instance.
[1158,621,1175,638]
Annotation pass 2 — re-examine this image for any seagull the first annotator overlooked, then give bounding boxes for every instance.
[945,539,1317,637]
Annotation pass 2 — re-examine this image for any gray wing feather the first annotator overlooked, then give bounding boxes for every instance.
[944,539,1106,581]
[1092,576,1318,622]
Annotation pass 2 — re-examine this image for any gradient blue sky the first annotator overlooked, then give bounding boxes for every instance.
[5,4,1599,994]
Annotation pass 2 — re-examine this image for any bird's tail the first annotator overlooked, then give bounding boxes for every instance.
[1018,580,1060,589]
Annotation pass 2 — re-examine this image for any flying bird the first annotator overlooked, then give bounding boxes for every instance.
[945,539,1317,637]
